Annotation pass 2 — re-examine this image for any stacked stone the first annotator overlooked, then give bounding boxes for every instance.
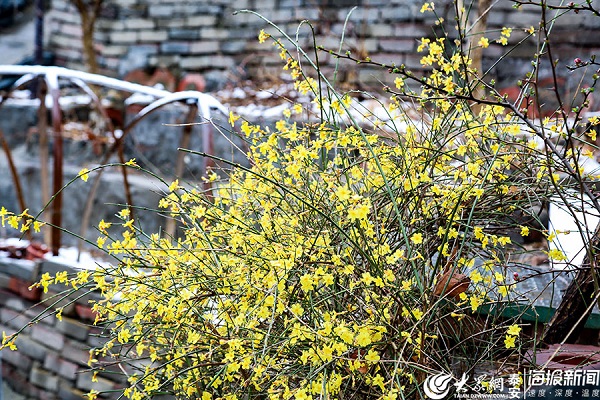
[0,257,123,399]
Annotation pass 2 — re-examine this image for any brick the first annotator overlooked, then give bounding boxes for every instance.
[148,55,182,67]
[138,30,169,42]
[189,41,220,54]
[76,371,116,393]
[394,23,431,38]
[342,7,381,23]
[379,39,415,53]
[0,258,39,281]
[180,56,234,69]
[75,303,97,322]
[2,348,33,371]
[42,352,80,382]
[109,31,137,44]
[0,272,11,290]
[24,304,57,326]
[8,277,41,302]
[18,335,47,361]
[161,42,191,54]
[62,339,90,366]
[148,4,174,18]
[30,366,59,391]
[55,316,90,341]
[87,327,107,348]
[40,290,76,316]
[199,27,230,40]
[125,18,155,30]
[49,9,81,25]
[58,380,87,400]
[169,28,200,40]
[220,40,247,54]
[1,308,29,329]
[32,324,65,350]
[185,15,218,27]
[100,45,128,57]
[4,292,26,311]
[379,5,419,22]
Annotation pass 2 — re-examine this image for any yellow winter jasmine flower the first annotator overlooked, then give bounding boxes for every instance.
[365,349,380,363]
[478,37,489,48]
[228,111,240,127]
[394,77,405,89]
[78,167,90,182]
[547,249,567,261]
[420,2,434,13]
[348,203,370,220]
[504,335,517,349]
[507,324,521,336]
[470,295,482,312]
[125,158,138,167]
[520,226,530,236]
[410,233,423,244]
[258,29,270,43]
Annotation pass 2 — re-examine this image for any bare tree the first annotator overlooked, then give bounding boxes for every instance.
[71,0,104,73]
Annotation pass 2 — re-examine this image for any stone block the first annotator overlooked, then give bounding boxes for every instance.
[148,4,174,18]
[40,289,76,317]
[42,352,81,385]
[8,277,41,302]
[169,28,200,40]
[394,23,431,39]
[55,316,90,341]
[30,366,59,392]
[1,308,29,329]
[0,258,38,281]
[23,303,57,326]
[293,7,320,21]
[180,56,235,70]
[0,271,11,289]
[62,339,90,366]
[342,7,381,23]
[76,371,116,393]
[189,41,220,54]
[2,348,32,371]
[185,15,218,27]
[4,292,26,311]
[220,40,248,54]
[199,27,230,40]
[16,334,48,361]
[125,18,155,30]
[379,5,419,22]
[161,42,191,54]
[109,31,138,45]
[32,324,65,351]
[58,380,88,400]
[379,38,415,53]
[138,30,169,42]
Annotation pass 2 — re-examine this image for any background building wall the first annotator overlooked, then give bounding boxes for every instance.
[45,0,600,93]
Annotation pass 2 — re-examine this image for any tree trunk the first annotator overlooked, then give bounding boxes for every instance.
[71,0,102,74]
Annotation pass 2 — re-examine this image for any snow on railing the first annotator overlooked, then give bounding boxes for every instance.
[0,65,228,256]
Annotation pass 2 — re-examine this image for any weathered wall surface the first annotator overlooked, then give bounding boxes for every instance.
[46,0,600,91]
[0,100,243,247]
[0,255,125,400]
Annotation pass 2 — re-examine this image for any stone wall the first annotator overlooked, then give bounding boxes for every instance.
[0,254,123,400]
[45,0,600,91]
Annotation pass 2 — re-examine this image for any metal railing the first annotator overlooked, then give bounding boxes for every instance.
[0,65,227,255]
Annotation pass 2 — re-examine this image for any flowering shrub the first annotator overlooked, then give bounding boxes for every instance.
[4,1,600,399]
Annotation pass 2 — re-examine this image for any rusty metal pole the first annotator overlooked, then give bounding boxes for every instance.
[46,73,63,256]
